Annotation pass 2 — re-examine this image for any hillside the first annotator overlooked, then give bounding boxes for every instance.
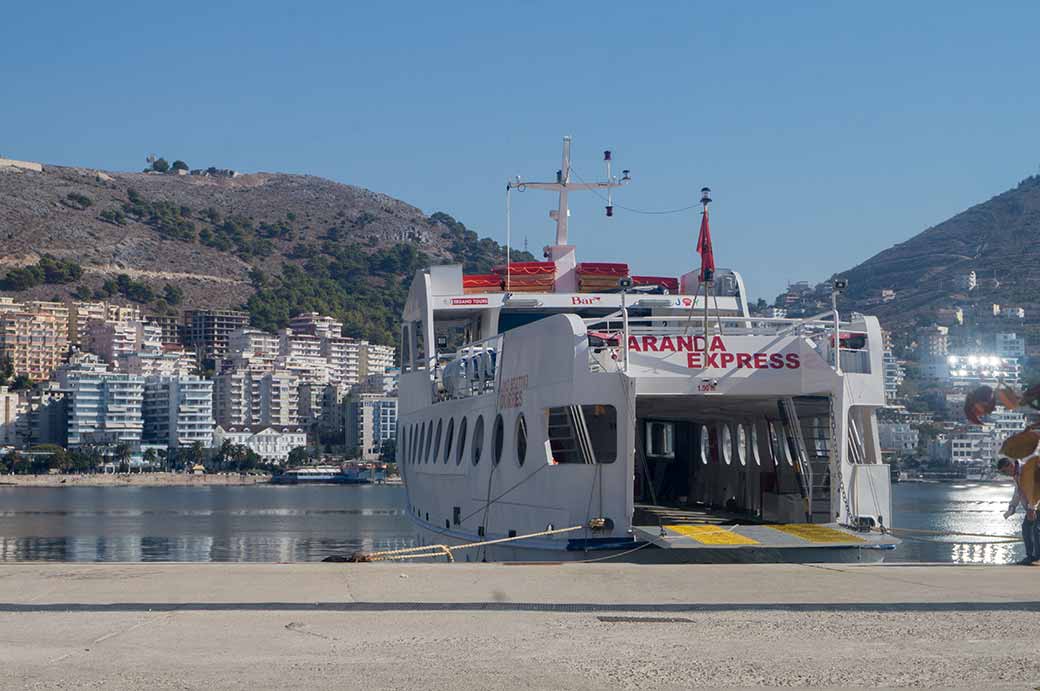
[0,159,532,344]
[837,175,1040,330]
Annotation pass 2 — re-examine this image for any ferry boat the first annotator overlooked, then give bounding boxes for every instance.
[397,138,897,562]
[271,465,372,485]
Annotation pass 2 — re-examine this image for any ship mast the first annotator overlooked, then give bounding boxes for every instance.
[508,136,629,248]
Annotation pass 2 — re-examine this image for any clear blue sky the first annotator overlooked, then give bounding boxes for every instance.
[3,1,1039,301]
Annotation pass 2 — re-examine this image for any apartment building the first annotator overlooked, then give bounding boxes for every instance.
[57,355,145,451]
[344,392,398,460]
[86,319,163,362]
[142,376,214,448]
[184,309,250,369]
[0,309,69,380]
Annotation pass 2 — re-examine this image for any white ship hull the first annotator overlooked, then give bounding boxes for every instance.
[392,139,897,565]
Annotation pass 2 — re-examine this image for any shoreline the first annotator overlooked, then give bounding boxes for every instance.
[0,472,272,487]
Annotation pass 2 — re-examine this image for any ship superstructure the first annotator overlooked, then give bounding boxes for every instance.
[396,138,896,562]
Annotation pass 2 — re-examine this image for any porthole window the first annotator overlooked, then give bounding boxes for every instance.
[443,418,455,463]
[721,425,733,465]
[699,425,710,464]
[736,424,748,466]
[472,415,485,465]
[492,414,504,466]
[456,417,468,465]
[516,414,527,466]
[749,424,761,466]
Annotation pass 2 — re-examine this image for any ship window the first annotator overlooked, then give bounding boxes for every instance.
[444,418,455,463]
[456,417,468,465]
[433,420,443,465]
[516,414,527,466]
[767,422,781,468]
[418,421,427,464]
[412,424,419,464]
[472,415,485,465]
[425,420,434,463]
[401,324,413,373]
[736,424,748,466]
[546,405,617,464]
[779,424,794,466]
[398,426,407,466]
[699,425,710,464]
[749,424,761,466]
[415,322,426,368]
[721,425,733,465]
[492,414,504,466]
[646,421,675,460]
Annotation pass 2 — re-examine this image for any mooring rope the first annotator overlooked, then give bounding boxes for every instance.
[350,524,587,562]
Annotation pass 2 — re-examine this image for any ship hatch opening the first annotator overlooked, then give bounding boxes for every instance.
[633,395,832,528]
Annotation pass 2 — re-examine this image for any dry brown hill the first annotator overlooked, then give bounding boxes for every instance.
[0,159,529,344]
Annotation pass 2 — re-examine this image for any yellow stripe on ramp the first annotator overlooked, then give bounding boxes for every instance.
[768,524,865,544]
[665,525,759,545]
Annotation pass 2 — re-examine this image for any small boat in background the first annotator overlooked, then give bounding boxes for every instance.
[271,465,372,485]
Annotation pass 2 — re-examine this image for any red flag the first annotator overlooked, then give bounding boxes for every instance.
[696,210,715,282]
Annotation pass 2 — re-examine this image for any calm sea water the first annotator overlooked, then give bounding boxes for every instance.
[0,481,1026,563]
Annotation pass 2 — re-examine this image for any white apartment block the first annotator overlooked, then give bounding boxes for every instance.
[58,357,145,450]
[949,427,998,464]
[361,342,395,378]
[143,376,214,448]
[878,422,918,455]
[116,349,196,378]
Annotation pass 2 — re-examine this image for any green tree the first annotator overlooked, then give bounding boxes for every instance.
[172,160,189,172]
[163,284,184,305]
[287,446,311,467]
[152,158,170,173]
[379,439,396,463]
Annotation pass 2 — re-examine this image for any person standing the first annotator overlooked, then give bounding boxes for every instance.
[998,457,1040,565]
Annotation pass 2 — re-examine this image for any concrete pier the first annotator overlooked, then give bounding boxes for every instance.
[2,562,1039,688]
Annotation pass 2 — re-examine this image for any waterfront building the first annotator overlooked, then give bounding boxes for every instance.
[345,392,398,460]
[57,354,144,452]
[0,308,69,381]
[24,381,66,447]
[142,376,214,448]
[878,422,918,457]
[184,309,249,369]
[948,426,998,464]
[212,424,308,464]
